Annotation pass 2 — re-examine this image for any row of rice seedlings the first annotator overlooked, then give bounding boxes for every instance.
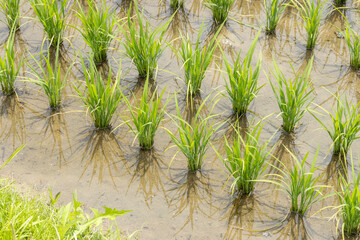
[293,0,325,49]
[167,95,223,172]
[264,0,286,34]
[217,121,272,195]
[27,42,73,109]
[76,0,115,64]
[122,75,170,149]
[170,0,184,9]
[0,0,20,30]
[73,55,122,129]
[268,57,314,133]
[0,30,22,96]
[203,0,235,24]
[342,25,360,69]
[221,30,262,116]
[31,0,69,47]
[310,95,360,156]
[118,2,171,78]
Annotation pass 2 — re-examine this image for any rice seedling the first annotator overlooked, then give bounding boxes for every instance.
[332,154,360,237]
[310,95,360,155]
[342,25,360,69]
[267,57,314,133]
[76,0,116,64]
[27,43,73,109]
[264,0,286,34]
[122,75,170,149]
[216,121,271,195]
[0,0,20,30]
[118,1,171,78]
[221,30,263,116]
[73,55,122,129]
[31,0,69,46]
[167,94,223,172]
[265,149,324,215]
[203,0,235,24]
[293,0,326,49]
[0,30,22,96]
[171,23,221,96]
[170,0,184,8]
[334,0,345,6]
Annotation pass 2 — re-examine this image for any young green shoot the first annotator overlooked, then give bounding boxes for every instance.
[343,25,360,69]
[264,0,286,34]
[267,57,314,133]
[221,29,262,116]
[0,0,20,30]
[76,0,116,64]
[203,0,235,24]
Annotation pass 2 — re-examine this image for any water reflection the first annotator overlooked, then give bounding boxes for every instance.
[271,213,311,240]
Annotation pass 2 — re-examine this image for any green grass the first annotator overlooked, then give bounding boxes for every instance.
[264,0,286,34]
[122,75,169,149]
[167,94,223,172]
[293,0,325,49]
[310,95,360,155]
[31,0,69,46]
[170,0,184,8]
[342,25,360,69]
[266,149,323,215]
[0,0,20,30]
[75,0,115,64]
[221,30,262,116]
[203,0,234,24]
[267,57,314,133]
[74,55,122,129]
[0,30,22,96]
[118,1,171,78]
[216,122,271,195]
[27,43,73,109]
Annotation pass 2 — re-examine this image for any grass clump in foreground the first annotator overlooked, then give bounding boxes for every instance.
[343,25,360,69]
[167,95,223,172]
[216,121,271,195]
[170,0,184,8]
[31,0,69,46]
[76,0,116,64]
[203,0,234,24]
[74,56,122,129]
[221,30,262,116]
[266,149,323,215]
[264,0,286,34]
[293,0,325,49]
[0,0,20,30]
[267,57,314,133]
[310,95,360,156]
[122,75,170,149]
[27,43,73,109]
[0,30,22,96]
[119,1,171,78]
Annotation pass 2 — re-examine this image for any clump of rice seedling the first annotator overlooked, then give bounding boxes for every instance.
[27,43,73,109]
[342,25,360,69]
[31,0,69,46]
[221,30,262,116]
[118,1,171,78]
[332,154,360,237]
[266,149,323,215]
[334,0,346,6]
[167,94,223,172]
[122,75,170,149]
[76,0,116,64]
[170,0,184,8]
[74,56,122,129]
[0,0,20,30]
[217,122,271,195]
[264,0,286,34]
[0,30,22,95]
[310,95,360,155]
[203,0,234,24]
[267,57,314,133]
[293,0,326,49]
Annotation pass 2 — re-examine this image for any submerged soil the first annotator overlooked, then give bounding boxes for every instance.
[1,0,360,239]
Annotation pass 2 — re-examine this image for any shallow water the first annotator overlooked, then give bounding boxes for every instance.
[1,0,360,239]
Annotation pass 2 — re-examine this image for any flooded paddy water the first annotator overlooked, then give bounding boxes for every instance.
[1,0,360,239]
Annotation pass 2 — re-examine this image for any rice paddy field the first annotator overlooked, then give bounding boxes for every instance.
[2,0,360,239]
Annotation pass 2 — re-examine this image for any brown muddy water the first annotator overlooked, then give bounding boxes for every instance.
[1,0,360,239]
